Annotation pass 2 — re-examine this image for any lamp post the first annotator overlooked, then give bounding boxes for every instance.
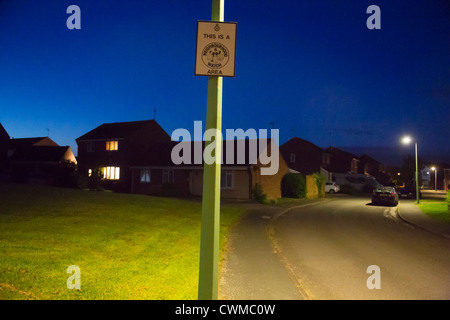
[431,167,437,192]
[401,136,420,204]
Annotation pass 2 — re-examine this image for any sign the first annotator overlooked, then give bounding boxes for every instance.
[195,21,237,77]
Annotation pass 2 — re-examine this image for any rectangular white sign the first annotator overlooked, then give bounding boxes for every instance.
[195,21,237,77]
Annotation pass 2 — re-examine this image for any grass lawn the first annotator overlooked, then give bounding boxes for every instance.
[0,183,246,300]
[418,200,450,223]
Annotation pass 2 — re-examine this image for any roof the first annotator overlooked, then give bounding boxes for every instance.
[0,123,9,141]
[325,146,359,160]
[281,136,323,152]
[9,146,72,163]
[131,138,278,168]
[9,137,58,149]
[76,119,167,141]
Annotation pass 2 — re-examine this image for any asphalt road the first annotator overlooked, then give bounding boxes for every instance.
[271,197,450,300]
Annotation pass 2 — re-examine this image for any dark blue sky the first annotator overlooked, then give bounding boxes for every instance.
[0,0,449,166]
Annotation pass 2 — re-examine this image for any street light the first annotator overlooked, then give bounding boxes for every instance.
[401,135,420,204]
[431,166,437,192]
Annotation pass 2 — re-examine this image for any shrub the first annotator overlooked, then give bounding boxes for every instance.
[312,172,325,197]
[281,173,306,198]
[252,183,267,203]
[88,168,105,191]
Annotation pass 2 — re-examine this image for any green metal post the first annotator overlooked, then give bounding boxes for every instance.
[415,142,420,205]
[198,0,224,300]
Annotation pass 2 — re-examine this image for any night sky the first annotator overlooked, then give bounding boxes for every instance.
[0,0,449,166]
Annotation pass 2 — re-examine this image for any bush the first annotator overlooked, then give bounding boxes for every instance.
[88,168,105,191]
[312,172,325,197]
[281,173,306,198]
[252,183,267,203]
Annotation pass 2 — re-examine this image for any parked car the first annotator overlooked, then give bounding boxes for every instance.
[325,182,340,194]
[397,185,422,199]
[372,186,398,206]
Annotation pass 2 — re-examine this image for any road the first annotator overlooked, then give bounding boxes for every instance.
[220,196,450,300]
[271,197,450,299]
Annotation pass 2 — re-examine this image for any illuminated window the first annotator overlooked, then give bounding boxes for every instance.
[140,170,151,183]
[221,170,233,189]
[103,166,120,180]
[106,141,118,151]
[88,169,92,177]
[162,169,174,184]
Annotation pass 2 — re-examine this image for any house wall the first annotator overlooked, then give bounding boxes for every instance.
[33,137,59,147]
[131,168,190,197]
[280,137,325,174]
[0,126,9,171]
[189,168,250,199]
[251,148,290,200]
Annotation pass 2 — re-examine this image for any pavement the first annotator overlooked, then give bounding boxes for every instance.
[219,198,328,300]
[396,194,450,239]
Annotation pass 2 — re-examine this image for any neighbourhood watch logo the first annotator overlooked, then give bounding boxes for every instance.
[170,121,280,176]
[202,42,230,70]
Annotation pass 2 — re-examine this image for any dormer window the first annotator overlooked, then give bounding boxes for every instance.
[106,140,118,151]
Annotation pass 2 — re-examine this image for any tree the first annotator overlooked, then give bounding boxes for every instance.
[399,155,424,187]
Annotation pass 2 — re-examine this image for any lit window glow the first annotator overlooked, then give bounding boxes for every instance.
[106,141,118,151]
[103,166,120,180]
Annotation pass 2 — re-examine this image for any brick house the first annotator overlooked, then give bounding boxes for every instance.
[75,119,171,191]
[77,119,289,199]
[130,138,290,200]
[280,136,332,181]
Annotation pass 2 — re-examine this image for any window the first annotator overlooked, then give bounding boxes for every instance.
[106,140,118,151]
[140,169,151,183]
[290,153,296,163]
[221,170,233,189]
[87,141,94,152]
[322,153,330,164]
[103,166,120,180]
[88,169,92,177]
[162,169,174,184]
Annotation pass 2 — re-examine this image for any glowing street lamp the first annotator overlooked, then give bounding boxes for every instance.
[431,167,437,192]
[401,135,420,204]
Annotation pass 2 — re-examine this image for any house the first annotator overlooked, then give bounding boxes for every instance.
[359,154,381,176]
[8,136,76,183]
[130,138,290,200]
[324,146,360,175]
[75,119,172,191]
[77,119,291,199]
[0,123,10,172]
[280,137,332,181]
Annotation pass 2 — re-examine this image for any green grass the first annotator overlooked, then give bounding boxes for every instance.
[418,200,450,223]
[0,183,245,300]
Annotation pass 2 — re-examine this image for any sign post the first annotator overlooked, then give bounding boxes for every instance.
[196,0,236,300]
